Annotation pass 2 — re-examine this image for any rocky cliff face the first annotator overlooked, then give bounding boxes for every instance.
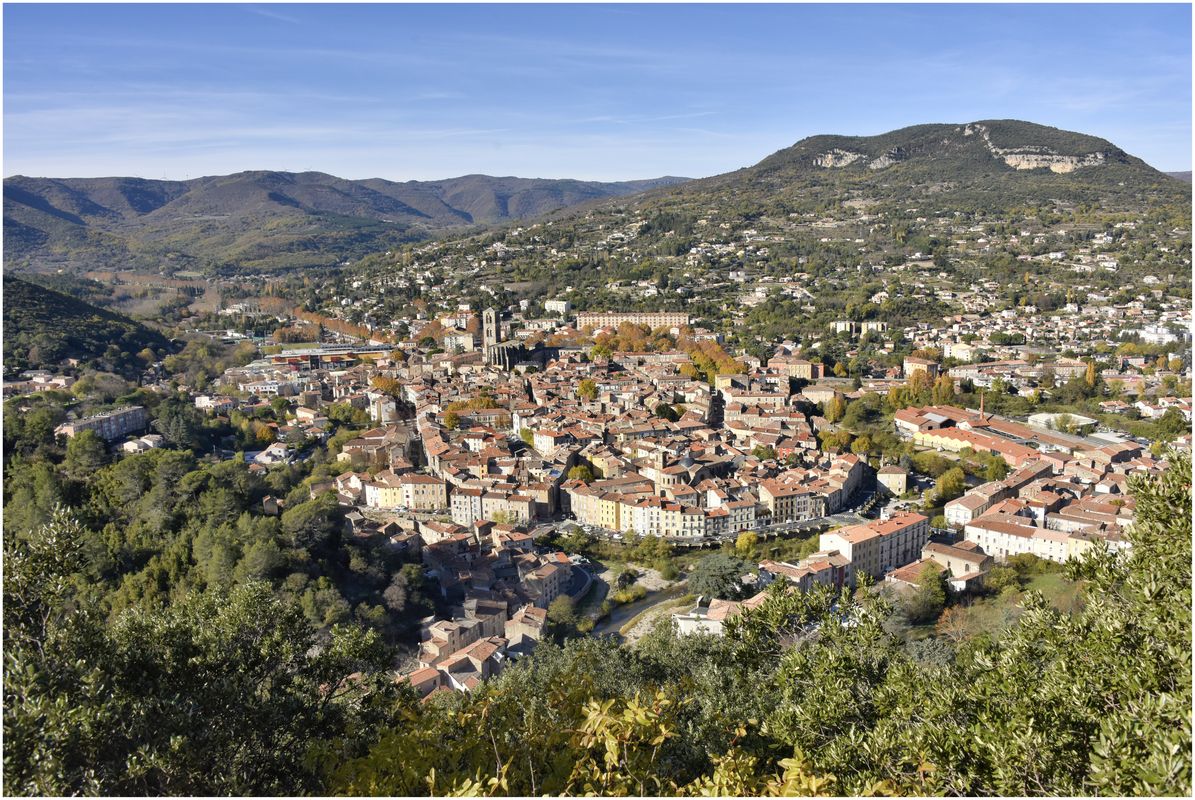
[867,148,906,170]
[815,148,907,171]
[808,121,1122,175]
[965,123,1109,173]
[814,149,866,168]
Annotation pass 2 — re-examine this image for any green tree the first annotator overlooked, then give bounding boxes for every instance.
[577,379,598,401]
[233,537,284,584]
[72,371,133,403]
[689,554,751,600]
[568,465,595,482]
[326,403,369,426]
[63,429,108,478]
[281,493,341,551]
[983,457,1010,481]
[3,510,395,796]
[300,577,352,627]
[933,466,967,505]
[629,534,672,566]
[900,561,946,623]
[1157,408,1188,439]
[558,528,593,555]
[270,395,291,418]
[4,397,67,455]
[655,403,680,422]
[910,451,951,478]
[983,565,1020,594]
[395,563,434,618]
[545,595,580,643]
[818,429,853,453]
[153,396,205,450]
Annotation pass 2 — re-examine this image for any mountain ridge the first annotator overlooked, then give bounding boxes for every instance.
[6,119,1186,276]
[540,119,1187,232]
[3,172,691,274]
[366,118,1189,333]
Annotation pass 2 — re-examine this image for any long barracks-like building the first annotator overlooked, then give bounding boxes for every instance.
[574,311,690,330]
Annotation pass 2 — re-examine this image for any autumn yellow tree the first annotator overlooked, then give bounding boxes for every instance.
[824,394,846,423]
[931,374,956,405]
[370,376,401,397]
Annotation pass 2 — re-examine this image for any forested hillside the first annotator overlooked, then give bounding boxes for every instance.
[2,276,172,376]
[3,172,688,274]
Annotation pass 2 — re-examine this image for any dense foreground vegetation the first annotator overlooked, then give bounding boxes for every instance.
[4,447,1189,795]
[3,381,437,645]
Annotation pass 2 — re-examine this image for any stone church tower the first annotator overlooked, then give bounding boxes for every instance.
[482,307,499,357]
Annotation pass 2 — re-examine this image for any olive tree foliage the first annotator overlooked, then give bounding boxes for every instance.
[3,508,398,796]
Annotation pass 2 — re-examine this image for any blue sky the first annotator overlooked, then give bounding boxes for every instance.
[4,3,1191,180]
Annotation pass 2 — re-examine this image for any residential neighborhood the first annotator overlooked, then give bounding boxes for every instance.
[129,290,1182,688]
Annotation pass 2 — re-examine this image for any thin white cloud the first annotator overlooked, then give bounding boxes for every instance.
[245,5,302,26]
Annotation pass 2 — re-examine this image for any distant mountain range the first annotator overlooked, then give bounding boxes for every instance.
[4,119,1187,277]
[1166,171,1192,183]
[3,172,689,274]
